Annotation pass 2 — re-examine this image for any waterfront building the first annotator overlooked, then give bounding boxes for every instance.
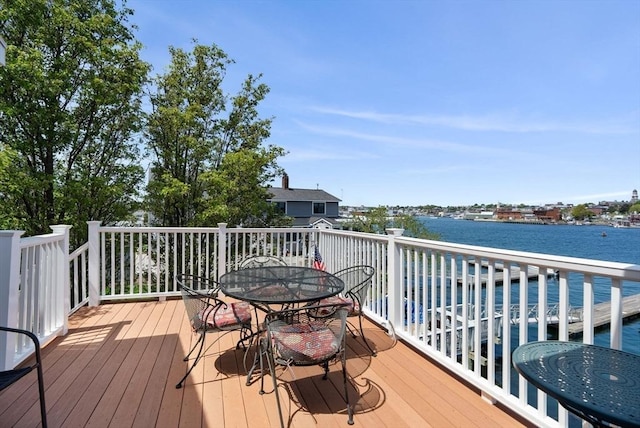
[496,208,523,221]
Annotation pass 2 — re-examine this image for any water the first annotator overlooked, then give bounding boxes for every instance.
[421,217,639,264]
[419,217,640,354]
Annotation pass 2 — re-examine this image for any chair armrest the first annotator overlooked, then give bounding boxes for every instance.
[0,326,43,370]
[176,274,221,296]
[0,326,40,348]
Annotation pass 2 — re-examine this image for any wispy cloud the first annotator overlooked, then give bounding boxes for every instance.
[402,165,477,175]
[310,107,638,134]
[295,121,520,156]
[279,148,379,162]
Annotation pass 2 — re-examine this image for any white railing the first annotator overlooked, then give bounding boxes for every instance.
[89,222,322,302]
[224,226,319,268]
[377,236,640,427]
[317,228,640,427]
[69,242,89,313]
[0,226,70,370]
[1,222,639,427]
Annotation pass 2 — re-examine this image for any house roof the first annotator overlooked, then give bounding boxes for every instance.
[267,187,341,202]
[291,216,341,227]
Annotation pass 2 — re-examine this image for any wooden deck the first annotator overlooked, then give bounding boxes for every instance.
[0,300,532,427]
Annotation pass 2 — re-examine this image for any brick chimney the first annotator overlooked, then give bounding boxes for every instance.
[282,173,289,189]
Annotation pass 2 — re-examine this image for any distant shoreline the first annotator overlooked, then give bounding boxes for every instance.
[420,216,639,228]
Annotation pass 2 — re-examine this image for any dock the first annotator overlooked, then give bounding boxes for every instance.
[457,264,555,287]
[559,294,640,336]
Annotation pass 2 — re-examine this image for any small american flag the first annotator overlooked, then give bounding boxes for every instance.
[313,246,326,271]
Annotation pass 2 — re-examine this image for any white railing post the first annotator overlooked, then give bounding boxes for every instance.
[218,223,228,278]
[87,221,101,306]
[386,228,404,330]
[50,225,71,335]
[0,230,24,370]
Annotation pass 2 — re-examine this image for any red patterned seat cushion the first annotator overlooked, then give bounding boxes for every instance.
[196,301,252,330]
[246,284,288,300]
[317,295,358,315]
[270,321,339,363]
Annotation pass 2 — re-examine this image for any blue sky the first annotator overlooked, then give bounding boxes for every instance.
[127,0,640,207]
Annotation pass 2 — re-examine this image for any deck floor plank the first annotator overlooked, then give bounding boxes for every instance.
[110,300,178,427]
[0,301,532,428]
[83,301,160,427]
[132,299,184,428]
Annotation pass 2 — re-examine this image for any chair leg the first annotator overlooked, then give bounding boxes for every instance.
[357,314,377,356]
[341,356,354,425]
[176,331,206,389]
[322,361,330,380]
[183,331,204,361]
[258,341,266,394]
[245,336,266,393]
[35,348,47,428]
[265,348,286,428]
[236,325,253,350]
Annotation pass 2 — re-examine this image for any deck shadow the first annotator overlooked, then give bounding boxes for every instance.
[274,370,385,426]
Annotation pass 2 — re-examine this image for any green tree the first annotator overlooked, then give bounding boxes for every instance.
[571,204,594,220]
[144,42,285,227]
[0,0,149,247]
[629,203,640,214]
[0,145,25,229]
[345,206,439,239]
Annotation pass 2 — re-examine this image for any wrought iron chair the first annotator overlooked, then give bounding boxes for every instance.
[175,274,253,389]
[318,265,378,356]
[238,255,287,269]
[0,326,47,427]
[262,302,353,427]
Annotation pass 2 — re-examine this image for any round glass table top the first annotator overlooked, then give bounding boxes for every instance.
[219,266,344,305]
[512,341,640,427]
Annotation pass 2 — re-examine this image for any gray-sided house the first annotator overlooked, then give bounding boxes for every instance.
[268,174,341,229]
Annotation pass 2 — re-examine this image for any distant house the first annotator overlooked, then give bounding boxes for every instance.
[533,207,561,222]
[267,174,341,229]
[496,208,523,221]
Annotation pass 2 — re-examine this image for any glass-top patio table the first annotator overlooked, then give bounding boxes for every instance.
[219,265,344,312]
[219,265,345,387]
[512,341,640,428]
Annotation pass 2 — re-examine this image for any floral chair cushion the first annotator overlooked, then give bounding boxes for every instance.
[317,295,358,315]
[269,320,339,364]
[246,284,289,300]
[195,301,252,330]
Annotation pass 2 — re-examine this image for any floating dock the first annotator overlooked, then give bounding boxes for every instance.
[457,264,555,286]
[564,294,640,336]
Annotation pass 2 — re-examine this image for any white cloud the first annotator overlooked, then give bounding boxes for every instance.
[310,107,638,134]
[295,121,518,156]
[280,148,378,162]
[402,165,476,175]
